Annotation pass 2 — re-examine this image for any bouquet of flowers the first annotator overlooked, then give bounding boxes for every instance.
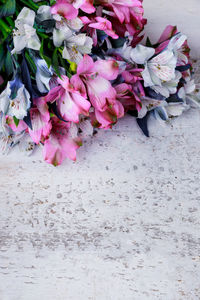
[0,0,199,166]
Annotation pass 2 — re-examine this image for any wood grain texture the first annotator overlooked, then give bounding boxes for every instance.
[0,107,200,299]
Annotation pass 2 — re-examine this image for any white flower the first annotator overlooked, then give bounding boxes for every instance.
[62,34,93,64]
[178,77,196,100]
[52,15,92,63]
[11,7,41,54]
[0,80,31,120]
[167,33,188,64]
[152,71,182,98]
[37,5,52,22]
[35,58,53,93]
[142,49,177,87]
[0,114,25,154]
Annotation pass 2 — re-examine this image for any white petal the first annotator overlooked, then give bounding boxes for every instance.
[53,28,66,47]
[37,5,52,21]
[12,35,27,53]
[27,35,41,50]
[16,7,35,27]
[78,36,93,54]
[130,45,155,64]
[142,65,155,87]
[0,87,10,114]
[62,47,71,60]
[168,33,187,52]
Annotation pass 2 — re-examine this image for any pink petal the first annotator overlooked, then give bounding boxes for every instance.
[158,25,177,44]
[29,108,51,144]
[70,74,87,97]
[72,92,91,114]
[6,117,27,132]
[51,0,78,20]
[57,90,90,123]
[80,0,95,13]
[44,86,62,103]
[57,91,80,123]
[94,100,124,129]
[77,54,94,75]
[43,118,82,166]
[86,75,116,111]
[94,60,119,80]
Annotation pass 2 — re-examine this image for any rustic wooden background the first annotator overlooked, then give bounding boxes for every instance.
[0,1,200,299]
[0,108,200,299]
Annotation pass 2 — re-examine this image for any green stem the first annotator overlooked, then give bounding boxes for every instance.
[37,31,49,39]
[19,0,39,10]
[5,17,15,28]
[0,19,12,34]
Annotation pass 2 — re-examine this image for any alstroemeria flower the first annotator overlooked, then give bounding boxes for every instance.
[71,55,118,111]
[0,78,31,120]
[123,44,177,90]
[45,75,91,123]
[72,0,95,13]
[11,7,41,54]
[28,98,52,144]
[62,33,93,64]
[52,15,93,63]
[43,117,82,166]
[156,26,190,65]
[6,97,52,145]
[51,0,78,20]
[89,17,118,39]
[178,77,196,100]
[0,114,25,154]
[96,0,146,39]
[92,99,124,129]
[152,71,182,98]
[115,83,142,112]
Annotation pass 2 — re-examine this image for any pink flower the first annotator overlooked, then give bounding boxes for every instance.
[7,97,52,145]
[115,67,144,112]
[80,16,98,46]
[73,0,95,13]
[28,97,52,144]
[71,54,119,112]
[95,0,146,40]
[6,117,27,132]
[45,75,91,123]
[89,17,118,39]
[115,83,142,112]
[92,99,124,129]
[155,25,190,64]
[43,117,82,166]
[51,0,78,20]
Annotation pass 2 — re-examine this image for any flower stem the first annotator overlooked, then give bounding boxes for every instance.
[0,19,12,34]
[19,0,39,10]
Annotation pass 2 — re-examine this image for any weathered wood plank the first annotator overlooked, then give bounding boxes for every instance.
[0,108,200,299]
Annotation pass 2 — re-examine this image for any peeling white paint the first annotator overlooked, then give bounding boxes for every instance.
[0,107,200,299]
[1,2,200,298]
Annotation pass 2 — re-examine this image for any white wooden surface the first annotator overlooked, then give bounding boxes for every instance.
[0,107,200,299]
[1,1,200,299]
[143,0,200,59]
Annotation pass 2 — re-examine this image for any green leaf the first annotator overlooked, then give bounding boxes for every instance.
[5,51,14,76]
[13,116,19,127]
[146,37,153,47]
[0,44,5,71]
[52,48,61,78]
[0,0,16,18]
[25,51,36,74]
[39,39,51,68]
[50,0,56,5]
